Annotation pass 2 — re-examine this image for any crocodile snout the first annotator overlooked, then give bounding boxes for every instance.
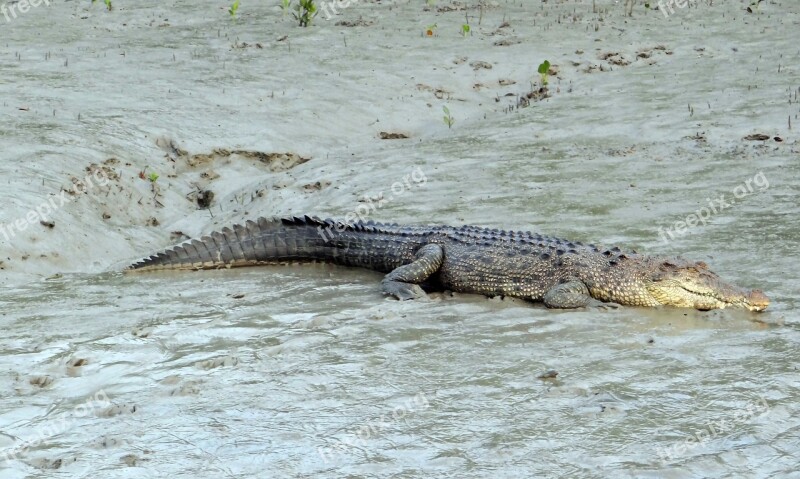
[747,289,770,312]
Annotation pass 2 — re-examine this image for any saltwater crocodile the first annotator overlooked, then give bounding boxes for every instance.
[127,215,769,311]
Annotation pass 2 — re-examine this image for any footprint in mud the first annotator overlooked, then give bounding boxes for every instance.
[29,375,55,388]
[120,453,149,467]
[195,356,239,370]
[161,375,203,396]
[494,37,521,46]
[298,315,338,330]
[416,83,451,100]
[169,382,202,396]
[302,180,332,192]
[65,357,89,377]
[97,403,139,418]
[132,326,154,338]
[470,60,493,70]
[598,51,631,66]
[95,435,129,449]
[29,456,77,470]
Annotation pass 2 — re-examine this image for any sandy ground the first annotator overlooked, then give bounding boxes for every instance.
[0,0,798,477]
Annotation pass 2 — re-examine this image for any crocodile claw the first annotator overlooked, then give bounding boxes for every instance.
[382,281,428,301]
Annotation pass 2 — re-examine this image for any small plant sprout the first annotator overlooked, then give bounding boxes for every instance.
[229,0,240,18]
[91,0,112,11]
[442,106,455,129]
[537,60,551,87]
[280,0,291,16]
[148,172,160,183]
[292,0,317,27]
[425,23,438,36]
[462,24,471,37]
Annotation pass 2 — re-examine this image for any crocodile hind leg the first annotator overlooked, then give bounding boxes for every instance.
[543,280,620,309]
[381,244,444,300]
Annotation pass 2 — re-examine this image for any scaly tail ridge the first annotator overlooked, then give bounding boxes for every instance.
[127,216,326,272]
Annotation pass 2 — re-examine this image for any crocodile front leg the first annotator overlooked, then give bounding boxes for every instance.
[381,244,444,300]
[543,280,619,309]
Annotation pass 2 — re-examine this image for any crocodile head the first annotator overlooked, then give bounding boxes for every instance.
[645,258,769,312]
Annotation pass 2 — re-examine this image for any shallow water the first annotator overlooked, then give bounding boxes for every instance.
[1,0,799,477]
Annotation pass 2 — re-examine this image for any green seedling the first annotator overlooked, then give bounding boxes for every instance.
[292,0,317,27]
[537,60,551,87]
[280,0,291,16]
[442,106,455,129]
[148,172,159,183]
[462,24,471,37]
[229,0,240,18]
[91,0,112,11]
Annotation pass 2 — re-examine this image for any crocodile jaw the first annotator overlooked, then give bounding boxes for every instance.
[646,282,769,312]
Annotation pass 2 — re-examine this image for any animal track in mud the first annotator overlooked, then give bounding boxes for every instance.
[195,356,239,370]
[98,403,138,418]
[303,180,331,191]
[29,375,54,388]
[582,45,672,72]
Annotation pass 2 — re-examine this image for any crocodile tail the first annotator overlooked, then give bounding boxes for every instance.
[127,215,333,272]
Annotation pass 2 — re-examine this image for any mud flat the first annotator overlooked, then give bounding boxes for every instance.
[0,1,798,477]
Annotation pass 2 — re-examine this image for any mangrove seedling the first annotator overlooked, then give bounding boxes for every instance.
[442,106,455,129]
[537,60,551,87]
[138,167,159,183]
[462,24,471,37]
[292,0,317,27]
[280,0,291,16]
[91,0,112,11]
[229,0,240,18]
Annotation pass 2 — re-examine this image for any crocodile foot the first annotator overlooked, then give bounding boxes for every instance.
[382,280,428,301]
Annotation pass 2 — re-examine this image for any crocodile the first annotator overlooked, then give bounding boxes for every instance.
[127,215,769,311]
